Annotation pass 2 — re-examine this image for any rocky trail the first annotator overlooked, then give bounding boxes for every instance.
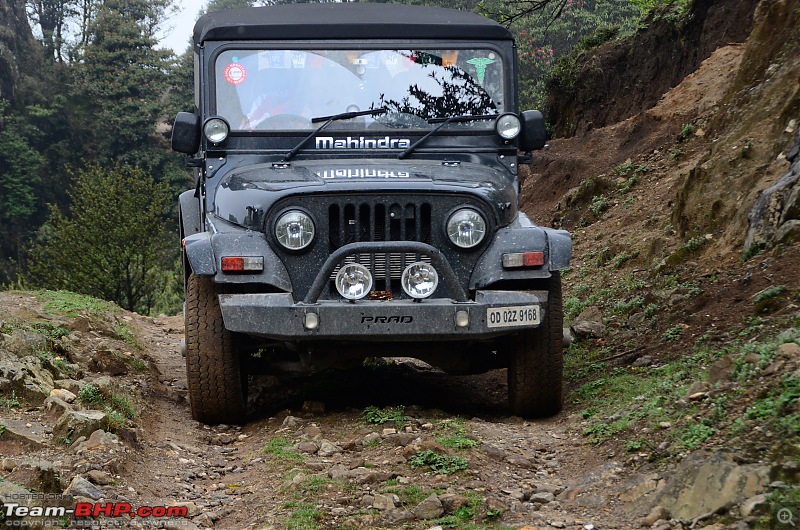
[1,289,795,530]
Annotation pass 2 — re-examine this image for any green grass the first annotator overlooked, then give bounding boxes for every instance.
[303,476,333,493]
[385,485,436,507]
[678,422,716,449]
[285,502,322,530]
[103,407,126,432]
[31,322,70,342]
[78,384,104,404]
[589,195,610,215]
[363,405,407,429]
[110,394,136,418]
[264,437,304,463]
[125,357,148,372]
[35,290,120,318]
[570,322,800,454]
[436,434,480,450]
[113,324,142,349]
[747,376,800,436]
[408,450,468,474]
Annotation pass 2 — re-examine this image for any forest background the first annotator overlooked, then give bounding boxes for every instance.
[0,0,665,315]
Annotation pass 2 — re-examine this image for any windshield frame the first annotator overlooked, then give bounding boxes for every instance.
[206,40,514,137]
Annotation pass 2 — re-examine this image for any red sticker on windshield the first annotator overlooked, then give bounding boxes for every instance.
[224,62,246,85]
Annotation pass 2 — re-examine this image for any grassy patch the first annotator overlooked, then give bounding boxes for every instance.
[363,405,407,429]
[303,475,333,493]
[285,502,322,530]
[570,323,800,456]
[433,491,484,528]
[264,437,304,463]
[36,290,120,318]
[31,322,70,342]
[436,434,480,450]
[435,418,480,450]
[125,357,148,372]
[114,324,142,349]
[408,450,468,474]
[103,407,127,431]
[746,376,800,436]
[78,384,104,404]
[110,394,136,418]
[386,485,437,507]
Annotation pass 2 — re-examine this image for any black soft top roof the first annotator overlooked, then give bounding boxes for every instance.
[193,3,512,43]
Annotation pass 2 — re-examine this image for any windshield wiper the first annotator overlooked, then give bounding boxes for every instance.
[398,114,497,160]
[283,108,387,162]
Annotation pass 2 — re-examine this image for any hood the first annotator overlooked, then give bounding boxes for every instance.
[212,159,518,230]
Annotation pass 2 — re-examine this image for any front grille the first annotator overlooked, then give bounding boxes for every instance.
[328,202,432,288]
[269,192,490,300]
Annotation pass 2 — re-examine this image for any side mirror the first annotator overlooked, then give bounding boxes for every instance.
[519,110,547,152]
[171,112,201,154]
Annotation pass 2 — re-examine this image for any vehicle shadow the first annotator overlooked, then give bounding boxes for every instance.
[248,360,511,420]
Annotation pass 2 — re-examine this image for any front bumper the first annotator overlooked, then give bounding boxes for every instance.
[219,290,547,341]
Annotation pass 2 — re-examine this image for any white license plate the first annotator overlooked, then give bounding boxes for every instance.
[486,305,540,328]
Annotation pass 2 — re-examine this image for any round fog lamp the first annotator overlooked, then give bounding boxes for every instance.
[203,117,230,144]
[496,113,521,140]
[401,262,438,299]
[335,263,373,300]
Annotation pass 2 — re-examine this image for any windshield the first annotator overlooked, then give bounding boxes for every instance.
[213,47,505,131]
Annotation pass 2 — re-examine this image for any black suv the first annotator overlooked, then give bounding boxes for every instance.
[171,3,572,424]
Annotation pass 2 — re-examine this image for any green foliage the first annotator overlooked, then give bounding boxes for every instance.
[684,236,705,252]
[31,322,70,343]
[79,384,103,404]
[36,290,120,318]
[408,450,468,474]
[437,434,480,450]
[103,406,127,431]
[26,163,173,315]
[755,285,787,304]
[302,475,333,493]
[589,195,610,215]
[613,296,644,315]
[363,405,407,428]
[285,502,322,530]
[663,326,684,342]
[71,0,174,168]
[511,0,641,111]
[1,392,21,411]
[110,394,136,419]
[679,422,715,449]
[263,437,303,463]
[747,376,800,436]
[679,122,696,141]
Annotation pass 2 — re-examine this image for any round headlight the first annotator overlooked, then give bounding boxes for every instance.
[203,117,230,144]
[496,113,521,140]
[401,262,438,299]
[335,263,373,300]
[275,210,315,250]
[447,208,487,249]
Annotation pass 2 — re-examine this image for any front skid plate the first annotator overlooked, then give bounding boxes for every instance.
[218,290,548,341]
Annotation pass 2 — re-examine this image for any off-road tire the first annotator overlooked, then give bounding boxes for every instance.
[507,271,563,418]
[185,274,247,424]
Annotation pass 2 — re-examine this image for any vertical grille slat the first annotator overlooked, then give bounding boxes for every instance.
[328,197,432,283]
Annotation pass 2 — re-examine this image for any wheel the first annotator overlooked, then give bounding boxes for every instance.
[507,271,563,418]
[185,274,247,424]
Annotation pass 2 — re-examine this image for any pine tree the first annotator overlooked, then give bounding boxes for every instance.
[26,162,173,314]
